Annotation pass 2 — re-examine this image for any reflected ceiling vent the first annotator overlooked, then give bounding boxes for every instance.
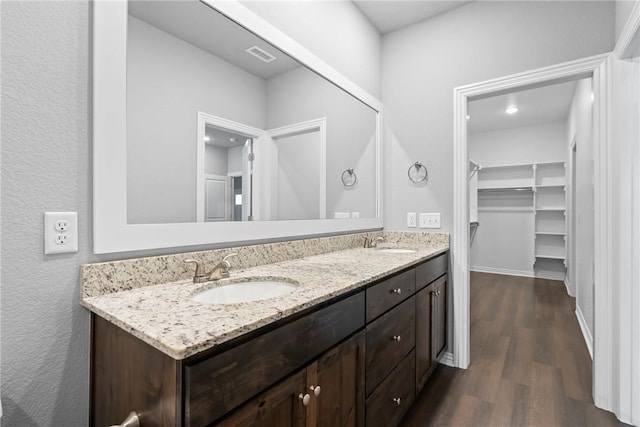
[245,46,276,63]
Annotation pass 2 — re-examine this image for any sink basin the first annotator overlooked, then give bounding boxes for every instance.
[192,279,297,304]
[375,248,416,254]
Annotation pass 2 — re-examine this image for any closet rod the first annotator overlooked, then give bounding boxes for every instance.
[478,187,533,192]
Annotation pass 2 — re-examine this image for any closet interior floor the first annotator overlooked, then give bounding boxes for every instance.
[400,272,627,427]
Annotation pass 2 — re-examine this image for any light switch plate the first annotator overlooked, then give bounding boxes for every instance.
[419,212,441,229]
[44,212,78,254]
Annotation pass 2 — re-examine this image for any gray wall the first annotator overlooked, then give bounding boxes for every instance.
[2,2,92,425]
[241,0,382,99]
[127,16,266,224]
[616,0,637,41]
[0,2,380,425]
[381,1,615,232]
[266,67,378,219]
[567,79,595,337]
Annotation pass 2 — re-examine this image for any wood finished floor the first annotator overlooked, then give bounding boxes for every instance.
[401,272,625,427]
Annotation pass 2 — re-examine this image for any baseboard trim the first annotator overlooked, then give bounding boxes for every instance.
[564,278,574,296]
[534,271,566,281]
[575,305,594,360]
[471,266,534,278]
[439,351,455,367]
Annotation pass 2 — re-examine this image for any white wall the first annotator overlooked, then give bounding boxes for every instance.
[0,2,380,425]
[469,122,567,275]
[127,17,266,224]
[566,79,595,337]
[382,1,614,232]
[241,0,381,99]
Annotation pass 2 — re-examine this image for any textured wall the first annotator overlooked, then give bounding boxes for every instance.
[1,2,92,425]
[381,1,615,232]
[0,1,380,425]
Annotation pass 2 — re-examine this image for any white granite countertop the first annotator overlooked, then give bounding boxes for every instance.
[82,243,448,360]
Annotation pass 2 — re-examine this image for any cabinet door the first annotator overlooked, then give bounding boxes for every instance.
[313,332,365,427]
[216,369,307,427]
[433,275,447,359]
[415,282,435,392]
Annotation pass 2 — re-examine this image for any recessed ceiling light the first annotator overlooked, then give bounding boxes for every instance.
[230,138,237,142]
[505,106,519,114]
[204,136,210,142]
[466,115,470,120]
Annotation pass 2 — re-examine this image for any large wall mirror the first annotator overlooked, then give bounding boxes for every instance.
[93,0,382,253]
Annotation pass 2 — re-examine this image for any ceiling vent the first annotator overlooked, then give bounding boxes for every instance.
[245,46,276,63]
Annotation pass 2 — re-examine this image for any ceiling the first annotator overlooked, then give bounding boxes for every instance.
[129,1,300,80]
[205,125,249,149]
[353,1,474,34]
[467,80,584,134]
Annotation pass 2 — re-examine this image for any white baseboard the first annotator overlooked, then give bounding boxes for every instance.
[471,266,534,278]
[438,351,455,367]
[534,271,566,281]
[564,278,575,297]
[575,305,594,360]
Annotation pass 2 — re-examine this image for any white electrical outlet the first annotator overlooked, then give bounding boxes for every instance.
[351,212,359,219]
[419,212,441,229]
[407,212,417,228]
[45,212,78,254]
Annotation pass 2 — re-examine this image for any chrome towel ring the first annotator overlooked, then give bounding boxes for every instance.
[408,161,428,184]
[341,168,357,187]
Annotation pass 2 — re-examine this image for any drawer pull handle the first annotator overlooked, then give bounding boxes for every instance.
[310,385,321,396]
[299,393,311,406]
[392,288,402,295]
[392,335,401,342]
[392,397,402,406]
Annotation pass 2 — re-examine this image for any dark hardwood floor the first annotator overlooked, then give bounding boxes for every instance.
[401,272,625,427]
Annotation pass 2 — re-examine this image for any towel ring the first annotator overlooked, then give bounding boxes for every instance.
[408,161,428,184]
[341,168,357,187]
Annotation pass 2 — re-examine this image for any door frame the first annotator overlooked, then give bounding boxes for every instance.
[452,51,613,402]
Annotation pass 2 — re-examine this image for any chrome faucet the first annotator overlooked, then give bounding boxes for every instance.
[184,253,238,283]
[364,236,384,248]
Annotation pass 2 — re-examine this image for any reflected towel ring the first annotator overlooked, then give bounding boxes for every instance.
[341,168,357,187]
[408,161,428,184]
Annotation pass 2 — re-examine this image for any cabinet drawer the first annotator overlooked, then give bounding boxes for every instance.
[184,292,365,426]
[366,268,415,322]
[366,350,416,427]
[365,296,415,396]
[415,252,448,291]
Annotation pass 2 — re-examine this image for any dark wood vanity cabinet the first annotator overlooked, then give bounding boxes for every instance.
[217,331,365,427]
[415,252,448,393]
[90,251,449,427]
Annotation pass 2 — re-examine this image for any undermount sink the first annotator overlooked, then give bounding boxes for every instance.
[375,248,416,254]
[192,278,298,304]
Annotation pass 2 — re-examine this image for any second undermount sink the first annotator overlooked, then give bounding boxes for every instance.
[375,248,416,254]
[192,278,298,304]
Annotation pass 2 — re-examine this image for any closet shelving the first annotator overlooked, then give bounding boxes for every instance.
[477,160,567,278]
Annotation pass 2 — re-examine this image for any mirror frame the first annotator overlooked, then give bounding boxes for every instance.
[93,0,383,254]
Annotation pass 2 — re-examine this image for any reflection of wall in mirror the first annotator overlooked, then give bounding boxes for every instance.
[266,67,377,219]
[126,16,266,224]
[275,132,321,220]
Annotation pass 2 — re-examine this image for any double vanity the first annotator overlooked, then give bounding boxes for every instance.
[82,231,449,427]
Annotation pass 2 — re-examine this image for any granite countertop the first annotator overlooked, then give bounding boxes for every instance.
[81,242,448,360]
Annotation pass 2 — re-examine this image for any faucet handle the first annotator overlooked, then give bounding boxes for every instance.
[184,259,204,282]
[222,253,238,267]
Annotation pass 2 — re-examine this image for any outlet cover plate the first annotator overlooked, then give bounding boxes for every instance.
[407,212,417,228]
[44,212,78,254]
